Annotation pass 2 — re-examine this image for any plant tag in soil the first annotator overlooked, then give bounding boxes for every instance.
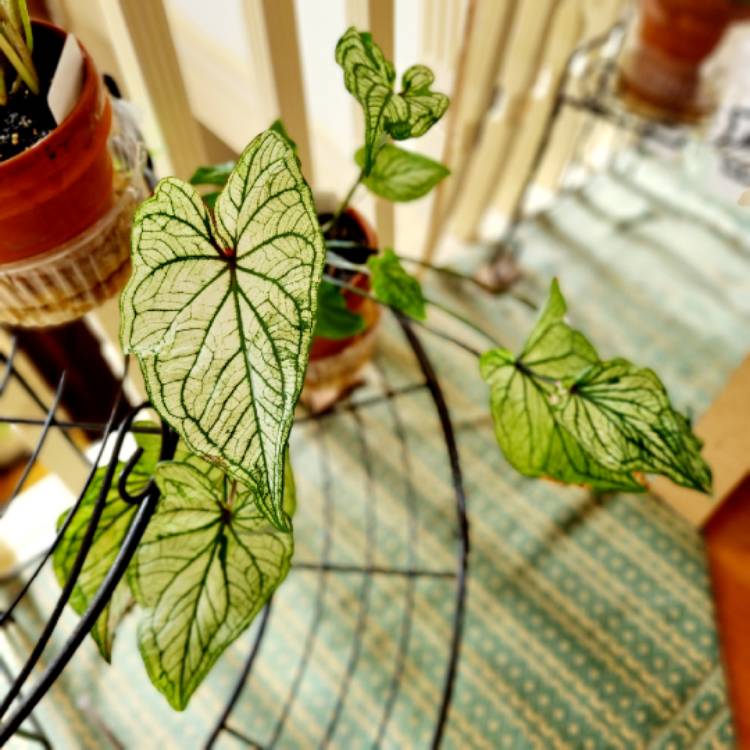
[47,33,84,126]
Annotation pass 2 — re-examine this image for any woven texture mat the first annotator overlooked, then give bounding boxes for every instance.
[2,152,748,748]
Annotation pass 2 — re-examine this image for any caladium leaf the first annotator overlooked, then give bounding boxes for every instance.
[555,359,712,491]
[314,279,366,339]
[189,121,295,192]
[480,348,643,491]
[356,144,449,202]
[335,27,449,174]
[367,248,426,321]
[480,280,711,493]
[129,459,294,710]
[52,426,160,661]
[120,129,325,531]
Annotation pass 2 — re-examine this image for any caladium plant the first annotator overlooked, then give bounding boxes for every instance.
[54,26,711,711]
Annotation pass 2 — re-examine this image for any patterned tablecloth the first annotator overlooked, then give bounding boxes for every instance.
[2,151,748,748]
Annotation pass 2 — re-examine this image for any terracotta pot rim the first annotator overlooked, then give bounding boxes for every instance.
[0,19,97,172]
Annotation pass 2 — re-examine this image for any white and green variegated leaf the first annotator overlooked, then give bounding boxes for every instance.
[480,280,711,493]
[335,27,449,174]
[129,459,294,710]
[480,349,642,491]
[120,129,325,531]
[356,144,449,202]
[555,359,712,491]
[52,426,160,661]
[367,248,426,321]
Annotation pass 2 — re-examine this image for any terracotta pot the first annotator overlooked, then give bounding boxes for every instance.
[303,205,381,412]
[619,0,750,120]
[0,21,113,262]
[310,206,380,361]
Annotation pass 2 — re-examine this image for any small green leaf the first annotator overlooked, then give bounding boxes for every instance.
[121,129,326,531]
[367,248,426,321]
[188,161,235,187]
[314,280,366,339]
[202,191,220,209]
[52,427,160,661]
[129,459,294,710]
[480,280,711,493]
[335,27,449,175]
[356,144,449,201]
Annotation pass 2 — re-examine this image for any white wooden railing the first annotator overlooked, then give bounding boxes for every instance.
[49,0,627,257]
[10,0,630,496]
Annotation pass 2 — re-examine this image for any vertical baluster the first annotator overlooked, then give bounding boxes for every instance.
[258,0,315,183]
[421,0,516,261]
[537,0,629,190]
[368,0,396,248]
[98,0,207,179]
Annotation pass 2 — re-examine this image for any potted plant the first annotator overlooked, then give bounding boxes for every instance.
[52,26,712,713]
[618,0,750,121]
[0,2,143,327]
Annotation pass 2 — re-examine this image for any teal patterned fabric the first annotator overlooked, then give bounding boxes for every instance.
[2,152,746,748]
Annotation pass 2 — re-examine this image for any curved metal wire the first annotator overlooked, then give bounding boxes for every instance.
[397,319,470,749]
[371,360,419,748]
[202,315,470,749]
[0,305,470,748]
[0,369,178,742]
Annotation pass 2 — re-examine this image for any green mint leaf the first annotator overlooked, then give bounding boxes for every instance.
[269,118,298,153]
[314,280,366,339]
[335,27,449,175]
[356,144,449,202]
[120,129,325,532]
[52,426,160,661]
[188,161,235,187]
[367,248,426,321]
[481,280,711,493]
[129,460,294,710]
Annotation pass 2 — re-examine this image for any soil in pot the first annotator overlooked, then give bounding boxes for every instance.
[0,26,62,162]
[0,88,56,162]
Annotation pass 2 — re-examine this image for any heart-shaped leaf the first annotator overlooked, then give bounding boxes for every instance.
[336,27,449,174]
[367,248,426,321]
[120,130,325,531]
[356,144,449,202]
[555,359,712,491]
[129,459,294,710]
[53,426,160,661]
[480,280,711,493]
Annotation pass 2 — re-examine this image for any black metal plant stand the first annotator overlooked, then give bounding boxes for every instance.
[0,312,470,749]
